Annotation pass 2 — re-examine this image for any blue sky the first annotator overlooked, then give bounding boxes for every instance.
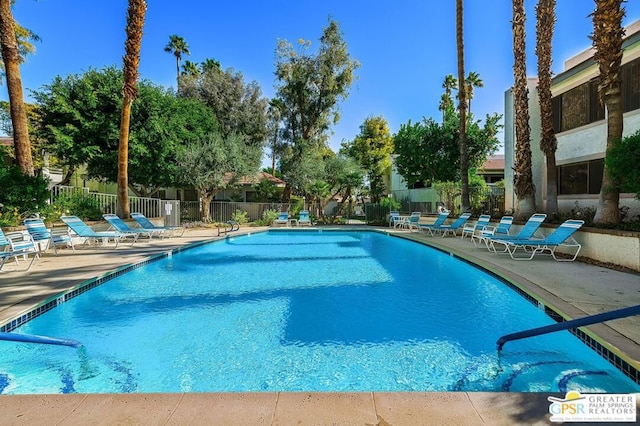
[7,0,640,155]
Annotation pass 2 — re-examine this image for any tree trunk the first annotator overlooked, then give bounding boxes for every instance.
[117,0,146,219]
[456,0,470,213]
[536,0,558,217]
[116,102,131,218]
[0,0,33,176]
[591,0,624,224]
[512,0,536,219]
[200,191,214,222]
[593,92,622,223]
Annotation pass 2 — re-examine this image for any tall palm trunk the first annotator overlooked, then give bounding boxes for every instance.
[536,0,558,216]
[117,0,147,218]
[456,0,470,213]
[512,0,536,218]
[0,0,33,176]
[591,0,625,224]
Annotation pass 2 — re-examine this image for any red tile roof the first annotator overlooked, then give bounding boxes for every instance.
[481,155,504,171]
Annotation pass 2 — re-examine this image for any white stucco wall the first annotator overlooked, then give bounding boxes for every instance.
[555,109,640,164]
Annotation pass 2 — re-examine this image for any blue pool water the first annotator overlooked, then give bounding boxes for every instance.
[0,230,638,394]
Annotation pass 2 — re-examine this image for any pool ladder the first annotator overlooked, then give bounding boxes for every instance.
[496,304,640,350]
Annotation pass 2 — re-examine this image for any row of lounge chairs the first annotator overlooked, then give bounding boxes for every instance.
[273,211,312,227]
[0,213,185,272]
[390,210,584,262]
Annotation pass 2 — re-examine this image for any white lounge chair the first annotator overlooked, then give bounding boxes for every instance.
[0,228,38,271]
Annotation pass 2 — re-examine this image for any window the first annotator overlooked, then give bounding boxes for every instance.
[184,189,198,201]
[558,159,604,195]
[552,57,640,133]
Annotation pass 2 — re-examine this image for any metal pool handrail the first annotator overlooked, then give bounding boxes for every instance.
[497,304,640,351]
[0,331,82,348]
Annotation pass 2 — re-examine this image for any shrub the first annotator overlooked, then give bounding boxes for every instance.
[254,209,278,226]
[231,209,249,224]
[0,163,50,215]
[607,130,640,199]
[47,192,103,222]
[379,196,401,211]
[0,205,21,227]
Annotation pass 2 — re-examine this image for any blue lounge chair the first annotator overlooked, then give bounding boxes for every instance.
[405,212,422,231]
[490,219,585,261]
[472,215,514,248]
[273,212,289,227]
[426,212,471,237]
[418,211,450,234]
[0,228,38,271]
[487,213,547,252]
[130,213,185,237]
[61,215,137,248]
[103,214,165,239]
[389,211,401,227]
[298,210,312,226]
[24,218,75,254]
[461,214,491,240]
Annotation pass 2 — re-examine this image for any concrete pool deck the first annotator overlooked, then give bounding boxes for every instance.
[0,224,638,425]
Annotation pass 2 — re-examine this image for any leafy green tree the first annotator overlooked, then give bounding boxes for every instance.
[306,179,331,219]
[33,67,217,196]
[0,162,49,215]
[0,100,49,173]
[176,131,261,221]
[273,18,359,200]
[393,111,501,187]
[178,62,268,160]
[342,115,393,203]
[252,178,280,202]
[323,155,364,220]
[164,34,190,84]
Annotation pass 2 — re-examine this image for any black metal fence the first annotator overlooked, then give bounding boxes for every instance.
[181,201,294,222]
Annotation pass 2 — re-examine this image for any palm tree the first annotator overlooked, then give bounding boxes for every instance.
[442,74,458,98]
[590,0,625,224]
[440,75,457,122]
[536,0,558,217]
[181,60,200,76]
[465,71,484,115]
[201,58,221,74]
[456,0,470,213]
[117,0,147,219]
[164,34,190,84]
[0,22,39,83]
[0,0,33,175]
[512,0,536,218]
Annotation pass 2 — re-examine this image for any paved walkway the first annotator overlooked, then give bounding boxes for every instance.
[0,225,638,425]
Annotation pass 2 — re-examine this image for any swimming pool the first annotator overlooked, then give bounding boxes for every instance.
[0,230,638,394]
